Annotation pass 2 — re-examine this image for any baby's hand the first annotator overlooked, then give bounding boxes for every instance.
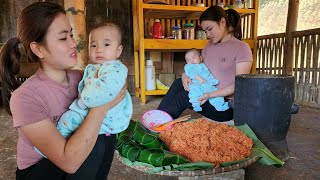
[195,75,206,84]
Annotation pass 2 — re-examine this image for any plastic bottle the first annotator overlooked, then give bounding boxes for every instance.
[196,25,206,40]
[183,23,195,40]
[172,26,182,40]
[244,0,253,9]
[152,19,163,39]
[234,0,244,8]
[217,2,224,8]
[145,60,156,90]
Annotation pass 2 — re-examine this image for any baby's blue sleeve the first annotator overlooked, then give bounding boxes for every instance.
[80,61,128,108]
[184,64,200,80]
[200,64,219,85]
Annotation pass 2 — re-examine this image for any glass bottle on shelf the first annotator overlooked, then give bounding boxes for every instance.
[196,25,205,40]
[217,2,224,8]
[172,26,182,40]
[244,0,253,9]
[234,0,244,8]
[183,23,195,40]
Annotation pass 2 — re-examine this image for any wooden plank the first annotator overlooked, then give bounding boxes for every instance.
[304,35,312,101]
[279,36,285,74]
[299,36,307,101]
[294,37,300,100]
[258,33,285,40]
[138,0,147,103]
[274,37,279,74]
[65,0,87,70]
[134,51,140,97]
[145,39,206,49]
[246,15,249,39]
[145,89,168,95]
[150,51,162,62]
[166,19,171,37]
[284,0,299,75]
[142,4,255,17]
[160,18,165,36]
[313,34,320,104]
[143,39,254,49]
[261,39,266,73]
[257,39,262,73]
[270,38,275,74]
[292,28,320,37]
[133,0,139,51]
[310,35,318,103]
[149,19,154,38]
[161,52,174,73]
[251,0,259,74]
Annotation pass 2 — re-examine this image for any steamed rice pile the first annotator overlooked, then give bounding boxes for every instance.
[159,118,253,167]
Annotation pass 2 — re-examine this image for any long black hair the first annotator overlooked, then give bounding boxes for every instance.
[200,5,242,40]
[0,2,66,114]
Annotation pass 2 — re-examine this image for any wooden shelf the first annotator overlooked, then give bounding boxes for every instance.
[143,4,256,19]
[135,88,168,96]
[145,89,168,95]
[143,39,255,50]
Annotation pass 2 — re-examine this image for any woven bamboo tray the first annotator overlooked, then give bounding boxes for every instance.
[115,150,259,177]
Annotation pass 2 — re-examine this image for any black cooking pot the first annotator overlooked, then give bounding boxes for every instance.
[229,74,299,161]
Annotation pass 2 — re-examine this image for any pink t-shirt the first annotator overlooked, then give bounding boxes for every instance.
[202,37,253,96]
[10,68,83,169]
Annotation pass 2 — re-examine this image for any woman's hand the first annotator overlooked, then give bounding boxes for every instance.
[181,73,192,91]
[198,93,211,105]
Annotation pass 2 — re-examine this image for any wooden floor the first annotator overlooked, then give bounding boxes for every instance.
[0,96,319,179]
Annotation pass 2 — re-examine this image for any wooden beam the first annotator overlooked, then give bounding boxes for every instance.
[284,0,299,75]
[64,0,87,70]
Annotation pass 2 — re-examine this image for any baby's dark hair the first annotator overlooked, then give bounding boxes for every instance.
[185,48,200,57]
[90,21,123,45]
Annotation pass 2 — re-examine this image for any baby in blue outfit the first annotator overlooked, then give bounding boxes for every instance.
[35,22,132,156]
[184,48,229,112]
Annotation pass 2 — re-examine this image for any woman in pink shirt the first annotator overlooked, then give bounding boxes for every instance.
[0,2,125,179]
[158,6,253,121]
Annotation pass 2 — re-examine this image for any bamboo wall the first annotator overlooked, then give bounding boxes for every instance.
[293,29,320,106]
[256,33,286,74]
[256,28,320,108]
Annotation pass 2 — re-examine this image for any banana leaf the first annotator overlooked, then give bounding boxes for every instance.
[117,121,190,167]
[116,120,284,173]
[118,141,144,162]
[138,149,191,167]
[132,130,164,149]
[118,120,166,149]
[235,124,284,167]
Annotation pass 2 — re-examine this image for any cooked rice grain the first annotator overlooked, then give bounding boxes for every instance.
[159,118,253,167]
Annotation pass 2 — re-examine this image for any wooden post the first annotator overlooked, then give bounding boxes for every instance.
[64,0,87,70]
[284,0,299,75]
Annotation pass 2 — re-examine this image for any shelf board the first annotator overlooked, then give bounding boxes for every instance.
[145,89,168,95]
[143,4,256,19]
[143,39,254,50]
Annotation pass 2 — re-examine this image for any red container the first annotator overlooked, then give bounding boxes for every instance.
[152,19,163,39]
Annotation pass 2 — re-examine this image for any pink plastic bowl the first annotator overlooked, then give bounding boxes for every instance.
[141,109,173,132]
